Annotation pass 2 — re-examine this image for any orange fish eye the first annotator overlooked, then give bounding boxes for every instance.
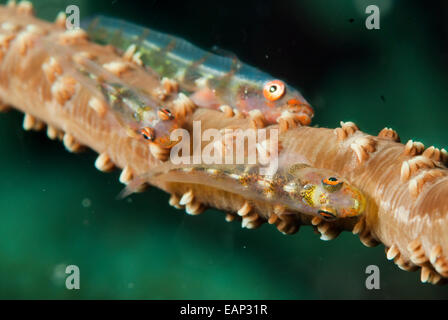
[263,80,285,101]
[139,127,155,141]
[322,177,343,192]
[323,177,340,186]
[157,107,174,121]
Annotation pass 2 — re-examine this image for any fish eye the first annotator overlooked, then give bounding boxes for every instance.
[157,107,174,121]
[139,127,155,141]
[318,208,337,221]
[322,177,343,192]
[263,80,285,101]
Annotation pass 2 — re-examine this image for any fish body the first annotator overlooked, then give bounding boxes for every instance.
[62,45,179,146]
[124,157,366,221]
[84,16,314,125]
[98,81,178,145]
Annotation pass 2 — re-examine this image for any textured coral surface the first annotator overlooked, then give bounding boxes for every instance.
[1,0,448,298]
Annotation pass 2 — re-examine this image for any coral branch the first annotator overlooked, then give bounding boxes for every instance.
[0,4,447,285]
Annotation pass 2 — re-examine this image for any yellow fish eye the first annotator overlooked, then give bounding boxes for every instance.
[322,177,343,192]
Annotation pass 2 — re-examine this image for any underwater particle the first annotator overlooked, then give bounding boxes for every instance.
[128,282,135,289]
[81,197,91,208]
[380,95,386,103]
[348,18,355,23]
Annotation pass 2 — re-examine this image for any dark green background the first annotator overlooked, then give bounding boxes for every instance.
[0,0,447,299]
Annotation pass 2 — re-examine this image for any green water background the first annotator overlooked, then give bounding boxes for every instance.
[0,0,447,299]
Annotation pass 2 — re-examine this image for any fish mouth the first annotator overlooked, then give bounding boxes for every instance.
[340,185,366,216]
[287,99,314,116]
